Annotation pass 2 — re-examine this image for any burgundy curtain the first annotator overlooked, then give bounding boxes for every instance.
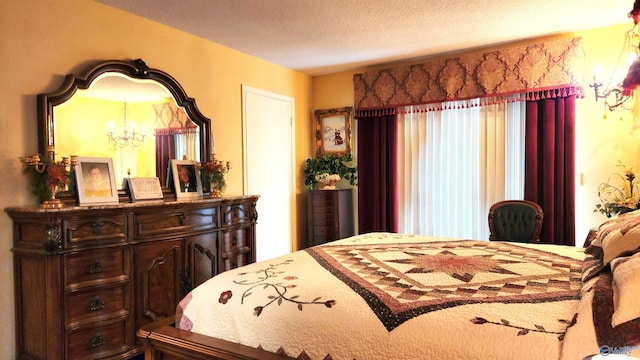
[156,134,176,187]
[524,95,576,246]
[356,114,399,233]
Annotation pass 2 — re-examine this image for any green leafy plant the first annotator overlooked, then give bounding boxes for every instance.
[20,155,71,203]
[303,153,357,189]
[207,171,227,193]
[198,161,228,195]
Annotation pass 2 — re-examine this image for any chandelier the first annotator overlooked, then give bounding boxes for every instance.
[107,101,146,148]
[590,2,640,117]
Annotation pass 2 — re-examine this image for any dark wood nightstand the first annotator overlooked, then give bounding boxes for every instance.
[307,189,354,247]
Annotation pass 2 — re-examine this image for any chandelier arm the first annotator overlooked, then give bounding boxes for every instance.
[106,101,146,149]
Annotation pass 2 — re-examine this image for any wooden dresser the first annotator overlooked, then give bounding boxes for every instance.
[306,189,354,247]
[6,195,258,360]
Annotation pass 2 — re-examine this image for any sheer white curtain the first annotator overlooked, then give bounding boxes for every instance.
[396,95,525,240]
[174,131,200,161]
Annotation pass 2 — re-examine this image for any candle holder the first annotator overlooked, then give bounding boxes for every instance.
[197,154,231,198]
[21,147,72,208]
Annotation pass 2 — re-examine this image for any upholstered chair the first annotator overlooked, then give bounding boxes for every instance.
[488,200,544,243]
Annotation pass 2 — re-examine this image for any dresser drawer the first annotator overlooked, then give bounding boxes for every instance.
[310,191,335,202]
[311,208,337,220]
[66,319,130,360]
[64,248,129,287]
[310,199,337,209]
[312,217,335,226]
[66,284,129,328]
[63,215,127,248]
[221,202,254,226]
[313,225,336,237]
[220,228,252,271]
[134,207,218,239]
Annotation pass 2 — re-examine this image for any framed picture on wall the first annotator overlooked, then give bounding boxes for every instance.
[314,106,353,157]
[170,159,203,200]
[76,157,120,206]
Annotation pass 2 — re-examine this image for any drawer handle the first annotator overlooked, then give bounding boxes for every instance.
[88,262,105,274]
[90,335,106,349]
[178,214,187,226]
[91,221,105,235]
[89,297,105,312]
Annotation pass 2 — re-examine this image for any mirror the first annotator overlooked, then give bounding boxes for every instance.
[37,59,212,189]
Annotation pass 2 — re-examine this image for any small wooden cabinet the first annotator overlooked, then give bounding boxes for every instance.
[7,195,258,360]
[307,189,354,247]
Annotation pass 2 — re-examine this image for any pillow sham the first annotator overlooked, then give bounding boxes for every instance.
[611,252,640,327]
[591,210,640,266]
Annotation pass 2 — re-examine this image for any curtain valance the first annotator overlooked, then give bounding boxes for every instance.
[154,127,199,136]
[153,102,196,130]
[353,37,584,112]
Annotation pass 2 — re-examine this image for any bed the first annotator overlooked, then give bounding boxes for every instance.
[138,213,640,360]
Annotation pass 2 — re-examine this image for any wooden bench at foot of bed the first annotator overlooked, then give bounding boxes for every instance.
[137,316,295,360]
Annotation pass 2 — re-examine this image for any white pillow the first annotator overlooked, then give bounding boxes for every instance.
[611,251,640,327]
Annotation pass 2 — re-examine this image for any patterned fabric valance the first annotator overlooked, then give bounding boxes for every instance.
[153,102,197,130]
[353,37,584,112]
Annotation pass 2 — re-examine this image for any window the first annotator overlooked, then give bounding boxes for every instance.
[174,131,201,161]
[396,95,525,240]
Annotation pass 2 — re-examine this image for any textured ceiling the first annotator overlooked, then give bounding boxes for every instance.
[97,0,633,76]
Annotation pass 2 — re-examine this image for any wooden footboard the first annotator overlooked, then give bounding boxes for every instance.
[137,316,295,360]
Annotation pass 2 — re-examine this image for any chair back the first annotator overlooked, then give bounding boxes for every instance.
[488,200,543,243]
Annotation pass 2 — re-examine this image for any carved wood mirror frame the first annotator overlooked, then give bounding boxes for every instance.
[37,58,212,191]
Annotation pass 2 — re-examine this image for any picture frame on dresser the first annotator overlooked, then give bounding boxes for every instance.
[76,156,119,205]
[314,106,353,157]
[171,159,203,200]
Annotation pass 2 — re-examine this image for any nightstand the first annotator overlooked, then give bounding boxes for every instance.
[307,189,354,247]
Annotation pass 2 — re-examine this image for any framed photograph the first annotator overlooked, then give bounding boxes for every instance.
[314,106,353,157]
[170,159,203,200]
[125,177,164,202]
[76,157,119,206]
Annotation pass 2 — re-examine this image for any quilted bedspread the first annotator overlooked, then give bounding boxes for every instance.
[177,233,588,360]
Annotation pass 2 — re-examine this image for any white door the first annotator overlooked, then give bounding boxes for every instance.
[242,85,295,261]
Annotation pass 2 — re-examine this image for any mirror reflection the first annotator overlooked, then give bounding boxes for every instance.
[54,72,201,189]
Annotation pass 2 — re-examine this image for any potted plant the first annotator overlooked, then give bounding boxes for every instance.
[303,153,357,190]
[594,161,640,217]
[197,156,231,198]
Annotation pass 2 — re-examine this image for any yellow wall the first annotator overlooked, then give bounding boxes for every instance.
[0,0,312,356]
[1,0,637,357]
[574,23,640,241]
[311,22,639,249]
